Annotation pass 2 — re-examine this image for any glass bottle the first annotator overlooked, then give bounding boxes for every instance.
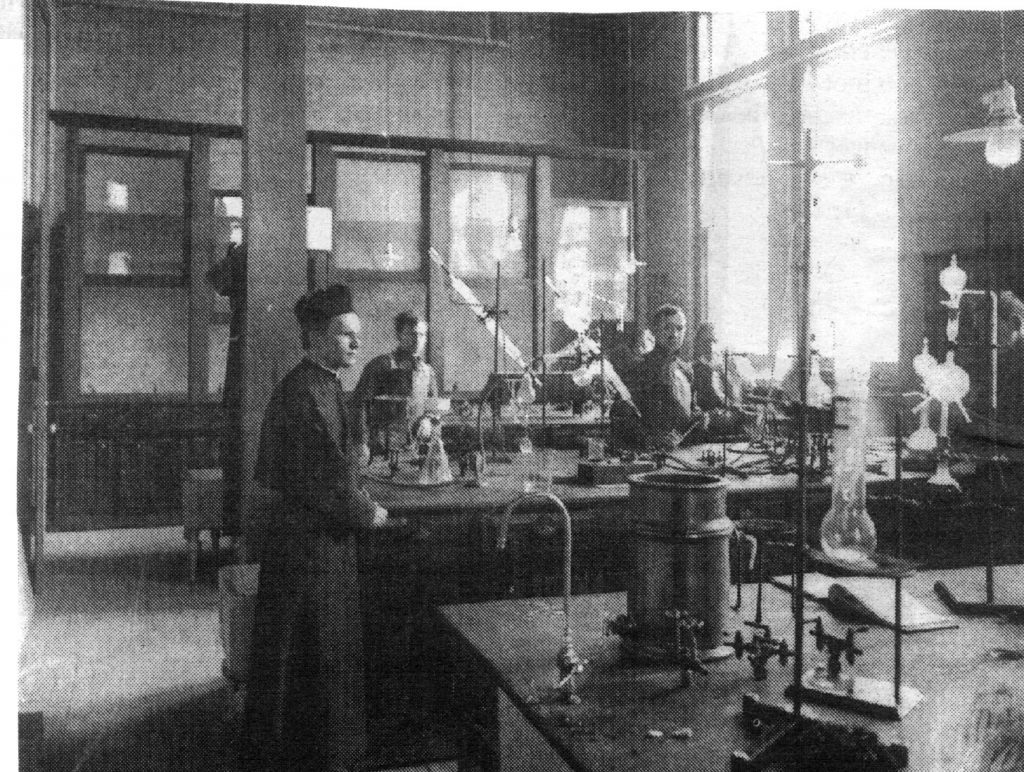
[820,370,877,564]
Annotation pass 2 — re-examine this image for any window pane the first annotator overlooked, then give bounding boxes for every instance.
[700,87,770,354]
[551,202,631,332]
[449,168,529,277]
[441,277,532,393]
[333,157,422,272]
[702,13,768,80]
[802,40,899,365]
[80,287,189,394]
[444,167,531,391]
[801,11,874,38]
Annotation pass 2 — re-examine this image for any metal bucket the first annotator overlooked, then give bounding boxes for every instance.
[627,471,733,659]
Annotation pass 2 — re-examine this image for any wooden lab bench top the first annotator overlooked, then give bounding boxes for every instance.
[435,564,1024,772]
[362,446,902,519]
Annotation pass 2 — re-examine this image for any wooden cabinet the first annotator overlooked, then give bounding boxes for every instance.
[48,402,223,532]
[48,128,234,531]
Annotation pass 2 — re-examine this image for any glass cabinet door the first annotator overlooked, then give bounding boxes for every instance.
[76,142,191,396]
[81,150,187,278]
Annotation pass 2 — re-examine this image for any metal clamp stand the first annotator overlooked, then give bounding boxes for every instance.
[933,213,1024,618]
[728,622,791,682]
[736,133,915,772]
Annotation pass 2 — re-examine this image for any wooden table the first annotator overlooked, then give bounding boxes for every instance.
[435,565,1024,772]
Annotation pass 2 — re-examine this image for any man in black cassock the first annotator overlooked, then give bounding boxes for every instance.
[239,284,386,772]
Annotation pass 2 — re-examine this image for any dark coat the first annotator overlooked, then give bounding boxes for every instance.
[241,358,376,772]
[633,346,700,447]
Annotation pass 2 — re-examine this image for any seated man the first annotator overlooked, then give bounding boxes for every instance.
[352,311,439,456]
[632,304,706,450]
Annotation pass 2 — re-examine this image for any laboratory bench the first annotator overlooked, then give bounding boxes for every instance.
[434,564,1024,772]
[353,444,1024,748]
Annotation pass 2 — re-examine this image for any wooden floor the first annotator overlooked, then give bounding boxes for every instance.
[18,527,459,772]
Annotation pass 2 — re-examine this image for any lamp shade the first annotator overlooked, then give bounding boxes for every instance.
[944,80,1024,168]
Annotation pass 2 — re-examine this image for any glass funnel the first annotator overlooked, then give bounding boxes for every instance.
[820,370,877,564]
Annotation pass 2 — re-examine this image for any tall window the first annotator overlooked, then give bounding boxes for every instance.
[697,13,899,369]
[700,87,771,354]
[803,39,899,365]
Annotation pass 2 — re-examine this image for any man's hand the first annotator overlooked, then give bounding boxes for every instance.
[372,504,388,527]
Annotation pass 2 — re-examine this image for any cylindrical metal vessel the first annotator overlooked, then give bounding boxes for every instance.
[627,471,732,659]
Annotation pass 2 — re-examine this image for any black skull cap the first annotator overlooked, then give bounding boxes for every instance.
[294,284,354,330]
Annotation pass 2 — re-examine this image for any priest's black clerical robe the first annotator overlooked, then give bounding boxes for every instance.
[240,358,376,772]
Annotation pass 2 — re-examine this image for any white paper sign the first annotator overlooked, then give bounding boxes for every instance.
[306,206,333,251]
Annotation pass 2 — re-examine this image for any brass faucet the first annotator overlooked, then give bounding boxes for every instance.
[497,491,584,704]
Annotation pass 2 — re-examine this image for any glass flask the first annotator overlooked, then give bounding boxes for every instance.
[820,372,877,564]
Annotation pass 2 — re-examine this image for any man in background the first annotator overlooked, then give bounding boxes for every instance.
[633,304,706,449]
[352,311,438,457]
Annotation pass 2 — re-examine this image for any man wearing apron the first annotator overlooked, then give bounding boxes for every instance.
[352,311,439,459]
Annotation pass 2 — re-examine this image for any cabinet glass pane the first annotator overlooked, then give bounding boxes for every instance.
[84,153,184,215]
[83,152,186,277]
[333,157,421,272]
[440,277,532,393]
[82,213,186,276]
[80,287,189,395]
[551,202,631,332]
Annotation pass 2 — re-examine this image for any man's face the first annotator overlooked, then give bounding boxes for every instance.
[654,313,687,354]
[397,320,428,358]
[319,312,362,370]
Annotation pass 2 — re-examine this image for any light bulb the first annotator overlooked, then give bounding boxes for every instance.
[926,352,970,407]
[985,131,1022,168]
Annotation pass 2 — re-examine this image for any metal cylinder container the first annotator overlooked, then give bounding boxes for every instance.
[627,471,733,660]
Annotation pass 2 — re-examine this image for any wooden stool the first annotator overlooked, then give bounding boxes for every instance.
[183,468,224,582]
